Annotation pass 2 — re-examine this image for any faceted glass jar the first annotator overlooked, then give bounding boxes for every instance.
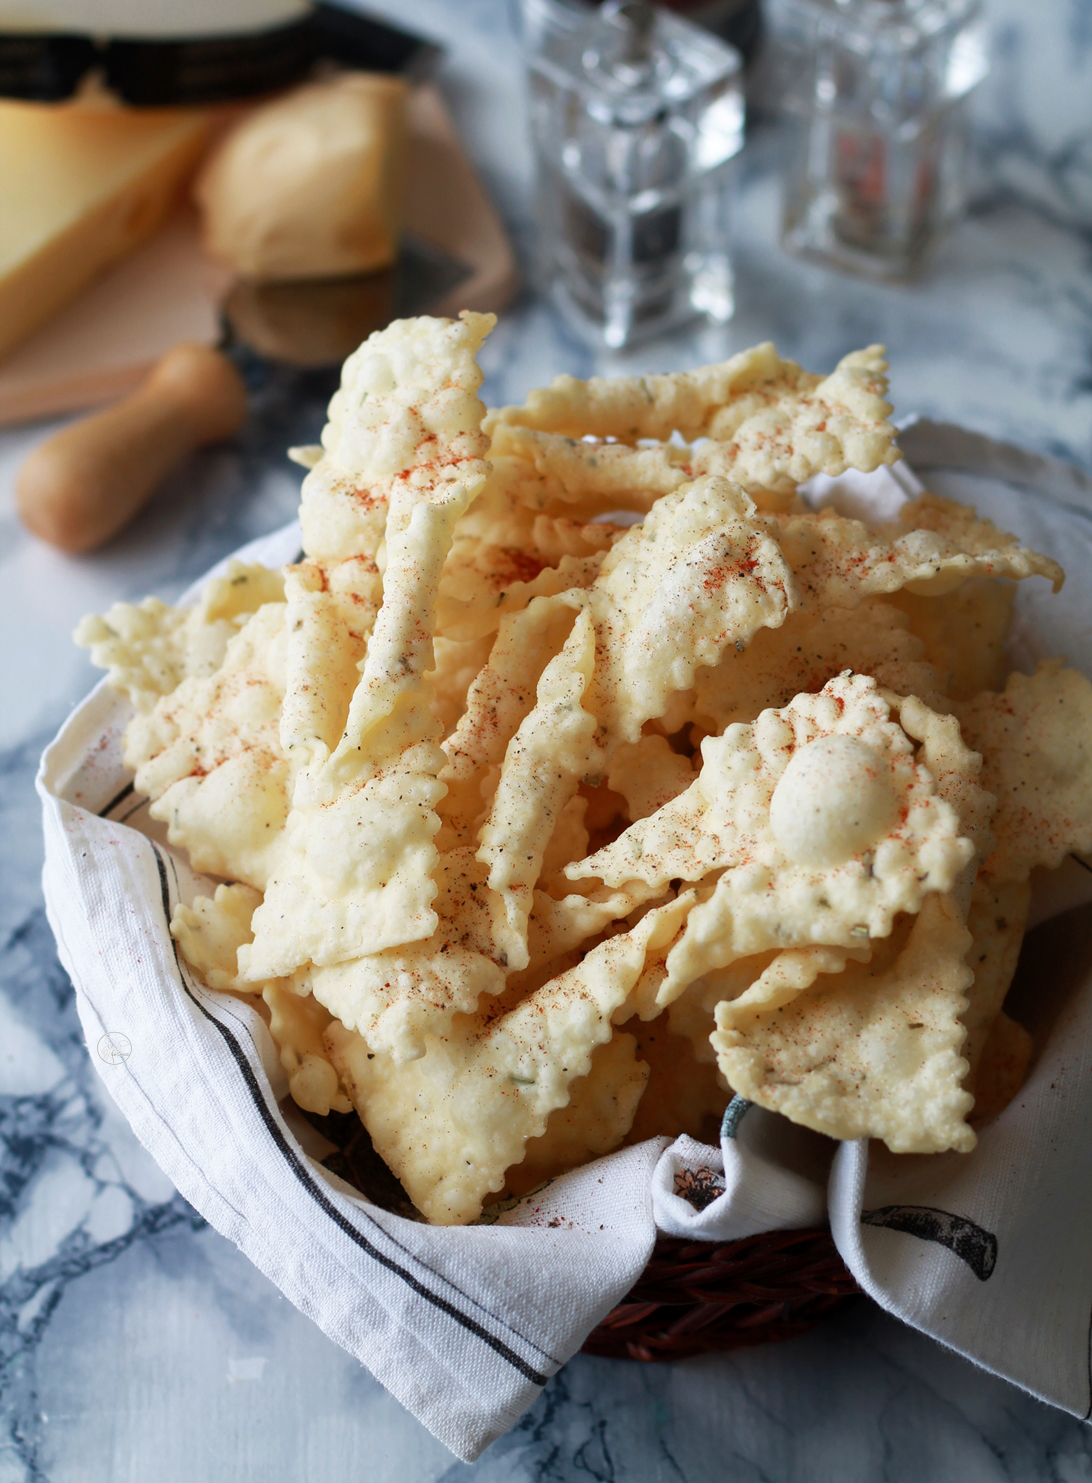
[775,0,988,281]
[524,0,744,348]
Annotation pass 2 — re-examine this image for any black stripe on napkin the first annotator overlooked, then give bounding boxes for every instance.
[98,782,135,819]
[152,845,549,1387]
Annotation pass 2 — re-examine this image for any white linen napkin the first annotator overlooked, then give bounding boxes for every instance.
[38,462,1092,1459]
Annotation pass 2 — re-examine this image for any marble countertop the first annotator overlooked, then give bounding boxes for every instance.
[3,1,1092,1478]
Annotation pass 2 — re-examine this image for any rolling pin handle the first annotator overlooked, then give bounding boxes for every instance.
[15,342,248,555]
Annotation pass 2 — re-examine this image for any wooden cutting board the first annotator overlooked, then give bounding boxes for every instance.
[0,82,518,427]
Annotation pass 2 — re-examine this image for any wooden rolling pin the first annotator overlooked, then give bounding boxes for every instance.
[15,342,247,554]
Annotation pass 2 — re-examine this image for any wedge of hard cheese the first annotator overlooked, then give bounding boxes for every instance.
[0,100,212,362]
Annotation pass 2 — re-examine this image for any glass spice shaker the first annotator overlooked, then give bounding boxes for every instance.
[646,0,765,69]
[523,0,744,348]
[775,0,988,281]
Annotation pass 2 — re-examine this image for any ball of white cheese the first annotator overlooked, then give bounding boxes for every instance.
[195,72,407,282]
[769,734,898,866]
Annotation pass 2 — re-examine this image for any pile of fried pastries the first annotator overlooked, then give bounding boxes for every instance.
[77,314,1092,1225]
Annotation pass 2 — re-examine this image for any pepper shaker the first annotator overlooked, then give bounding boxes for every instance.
[523,0,744,348]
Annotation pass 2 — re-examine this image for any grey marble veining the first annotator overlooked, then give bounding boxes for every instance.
[2,0,1092,1478]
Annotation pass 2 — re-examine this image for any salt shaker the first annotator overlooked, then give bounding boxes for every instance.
[523,0,744,348]
[775,0,988,281]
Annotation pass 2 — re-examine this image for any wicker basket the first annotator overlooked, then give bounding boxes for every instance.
[302,1107,861,1361]
[581,1227,861,1361]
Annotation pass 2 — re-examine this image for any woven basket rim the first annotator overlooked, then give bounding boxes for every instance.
[580,1224,862,1362]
